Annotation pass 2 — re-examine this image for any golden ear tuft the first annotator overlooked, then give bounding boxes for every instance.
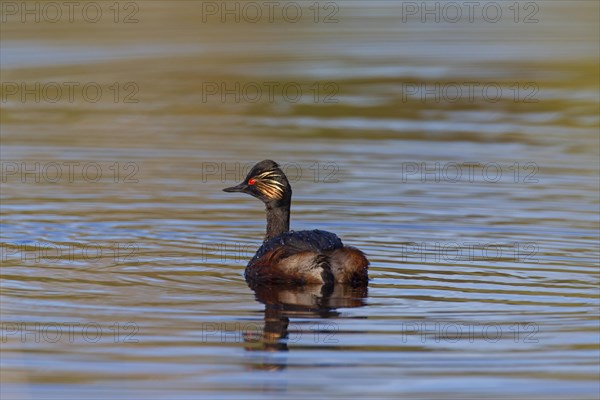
[254,170,285,200]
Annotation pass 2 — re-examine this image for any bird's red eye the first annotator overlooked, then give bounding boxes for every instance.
[248,178,256,185]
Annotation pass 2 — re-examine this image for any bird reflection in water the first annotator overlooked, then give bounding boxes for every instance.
[243,282,368,371]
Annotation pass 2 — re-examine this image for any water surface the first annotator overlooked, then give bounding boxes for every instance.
[1,2,599,399]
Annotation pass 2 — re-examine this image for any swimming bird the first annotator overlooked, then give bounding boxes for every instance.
[223,160,369,287]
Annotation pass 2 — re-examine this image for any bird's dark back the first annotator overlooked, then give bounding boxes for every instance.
[250,229,343,264]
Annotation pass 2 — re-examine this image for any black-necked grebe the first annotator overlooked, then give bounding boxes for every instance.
[223,160,369,286]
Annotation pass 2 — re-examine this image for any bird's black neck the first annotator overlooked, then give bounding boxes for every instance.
[265,202,290,241]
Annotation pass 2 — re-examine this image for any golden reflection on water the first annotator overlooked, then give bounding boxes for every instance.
[1,1,599,399]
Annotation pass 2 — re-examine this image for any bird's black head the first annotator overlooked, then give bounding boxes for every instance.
[223,160,292,206]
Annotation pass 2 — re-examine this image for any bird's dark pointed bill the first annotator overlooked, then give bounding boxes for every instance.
[223,183,246,193]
